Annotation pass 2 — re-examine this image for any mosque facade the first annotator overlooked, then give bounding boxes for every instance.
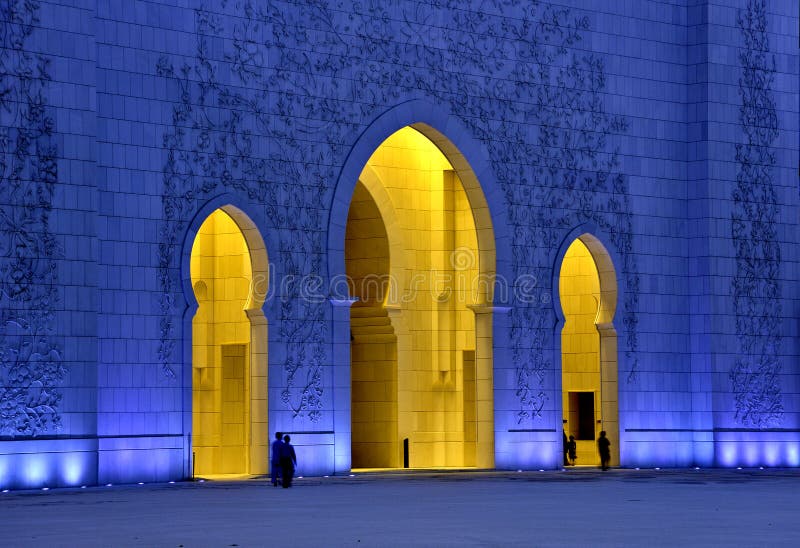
[0,0,798,489]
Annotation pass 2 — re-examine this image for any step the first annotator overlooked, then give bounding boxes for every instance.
[352,333,397,344]
[350,306,388,318]
[350,315,393,327]
[351,324,395,336]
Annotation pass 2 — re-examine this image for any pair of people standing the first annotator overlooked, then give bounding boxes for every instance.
[563,429,611,470]
[271,432,297,488]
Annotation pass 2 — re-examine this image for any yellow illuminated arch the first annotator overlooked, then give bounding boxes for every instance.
[190,207,268,476]
[559,234,618,467]
[348,126,495,469]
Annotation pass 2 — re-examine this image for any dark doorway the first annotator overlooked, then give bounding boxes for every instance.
[568,392,595,440]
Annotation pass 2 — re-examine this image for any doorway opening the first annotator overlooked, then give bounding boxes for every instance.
[559,235,619,467]
[568,391,596,442]
[347,126,495,469]
[190,207,268,476]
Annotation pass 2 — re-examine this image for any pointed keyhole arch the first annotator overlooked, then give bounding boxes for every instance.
[558,233,619,467]
[189,205,269,476]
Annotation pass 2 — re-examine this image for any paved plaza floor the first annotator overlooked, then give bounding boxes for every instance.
[1,468,799,547]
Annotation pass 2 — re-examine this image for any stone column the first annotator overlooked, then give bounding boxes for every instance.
[468,304,511,469]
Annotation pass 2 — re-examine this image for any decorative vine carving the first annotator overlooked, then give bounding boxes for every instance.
[157,2,327,421]
[155,4,269,380]
[0,0,63,436]
[157,0,639,424]
[729,0,783,427]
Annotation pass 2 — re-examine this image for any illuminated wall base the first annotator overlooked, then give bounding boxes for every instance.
[716,436,800,468]
[97,436,185,485]
[494,432,560,470]
[618,434,800,469]
[0,440,97,490]
[619,433,699,468]
[284,434,336,477]
[0,438,186,490]
[4,433,798,490]
[494,433,800,471]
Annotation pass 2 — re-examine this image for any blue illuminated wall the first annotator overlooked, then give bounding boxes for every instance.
[0,0,797,489]
[0,0,98,489]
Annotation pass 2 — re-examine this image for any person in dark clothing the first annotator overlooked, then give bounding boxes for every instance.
[271,432,283,486]
[280,434,297,488]
[567,435,577,465]
[563,430,569,466]
[598,430,611,470]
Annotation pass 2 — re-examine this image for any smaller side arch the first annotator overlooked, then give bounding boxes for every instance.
[553,224,622,468]
[552,223,622,331]
[179,194,271,477]
[180,195,271,314]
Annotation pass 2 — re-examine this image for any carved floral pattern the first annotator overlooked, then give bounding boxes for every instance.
[157,3,328,420]
[157,1,639,424]
[729,0,783,427]
[0,0,63,436]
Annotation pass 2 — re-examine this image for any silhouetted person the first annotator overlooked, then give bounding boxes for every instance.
[280,434,297,488]
[563,430,569,466]
[568,435,577,465]
[598,430,611,471]
[271,432,283,486]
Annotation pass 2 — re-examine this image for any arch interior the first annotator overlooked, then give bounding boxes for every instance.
[559,235,619,467]
[189,207,268,476]
[346,126,494,469]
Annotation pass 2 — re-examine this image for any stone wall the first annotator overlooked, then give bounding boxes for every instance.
[0,0,797,489]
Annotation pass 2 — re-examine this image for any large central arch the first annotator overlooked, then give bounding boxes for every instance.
[328,101,511,471]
